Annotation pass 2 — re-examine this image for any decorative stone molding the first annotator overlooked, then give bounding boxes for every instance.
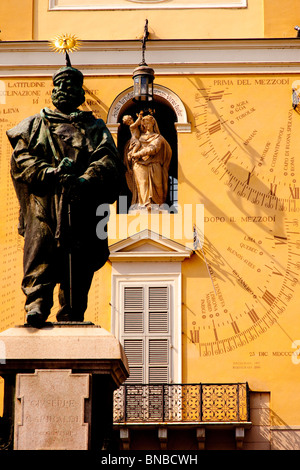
[235,427,245,449]
[106,85,191,133]
[196,427,206,450]
[108,229,193,262]
[49,0,247,11]
[119,427,130,450]
[158,427,168,450]
[0,39,299,77]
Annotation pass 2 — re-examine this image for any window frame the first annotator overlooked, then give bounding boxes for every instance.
[111,264,182,384]
[121,283,172,384]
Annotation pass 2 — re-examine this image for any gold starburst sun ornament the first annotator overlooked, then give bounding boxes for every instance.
[49,34,81,66]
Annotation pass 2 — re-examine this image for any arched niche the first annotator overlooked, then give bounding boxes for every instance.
[107,84,191,134]
[107,85,191,212]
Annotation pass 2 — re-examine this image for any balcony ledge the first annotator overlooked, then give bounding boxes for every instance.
[114,421,252,429]
[114,421,252,450]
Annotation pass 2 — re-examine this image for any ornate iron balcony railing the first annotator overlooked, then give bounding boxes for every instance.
[113,383,250,424]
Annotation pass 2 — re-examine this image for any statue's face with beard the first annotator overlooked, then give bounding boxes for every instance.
[51,74,85,114]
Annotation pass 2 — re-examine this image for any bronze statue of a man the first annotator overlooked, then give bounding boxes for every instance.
[7,66,125,328]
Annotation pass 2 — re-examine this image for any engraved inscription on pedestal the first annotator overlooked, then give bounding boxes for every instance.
[14,369,90,450]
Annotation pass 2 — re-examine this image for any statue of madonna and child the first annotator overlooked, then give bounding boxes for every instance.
[122,112,172,212]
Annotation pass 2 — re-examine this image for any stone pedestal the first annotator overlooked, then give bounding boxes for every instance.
[0,323,129,450]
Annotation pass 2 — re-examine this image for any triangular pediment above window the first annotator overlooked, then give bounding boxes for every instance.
[109,230,193,262]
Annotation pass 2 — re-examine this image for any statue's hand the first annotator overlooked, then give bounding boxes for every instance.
[59,174,77,189]
[130,152,139,162]
[56,157,75,175]
[45,160,74,184]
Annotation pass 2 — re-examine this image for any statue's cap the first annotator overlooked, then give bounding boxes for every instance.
[52,66,84,85]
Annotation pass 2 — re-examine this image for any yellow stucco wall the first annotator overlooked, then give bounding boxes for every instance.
[2,0,300,42]
[33,0,264,40]
[1,0,300,436]
[0,0,33,40]
[264,0,300,38]
[1,71,299,428]
[0,0,265,41]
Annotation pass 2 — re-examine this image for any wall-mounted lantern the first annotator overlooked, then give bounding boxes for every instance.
[132,20,155,102]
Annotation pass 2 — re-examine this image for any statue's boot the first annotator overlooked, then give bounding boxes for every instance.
[56,305,84,322]
[26,309,48,328]
[56,305,72,322]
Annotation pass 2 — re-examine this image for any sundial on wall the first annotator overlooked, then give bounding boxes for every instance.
[187,75,300,356]
[193,76,299,212]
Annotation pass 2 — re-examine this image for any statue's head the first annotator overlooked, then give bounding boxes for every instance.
[51,66,85,114]
[141,114,160,134]
[122,115,134,126]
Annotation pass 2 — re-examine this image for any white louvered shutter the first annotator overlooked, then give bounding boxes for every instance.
[123,339,144,383]
[123,287,145,383]
[148,286,169,384]
[124,286,144,333]
[148,286,169,333]
[122,284,171,384]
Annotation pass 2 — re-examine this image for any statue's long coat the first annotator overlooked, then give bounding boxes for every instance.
[7,107,124,309]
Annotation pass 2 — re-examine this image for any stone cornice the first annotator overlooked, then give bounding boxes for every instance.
[0,38,300,76]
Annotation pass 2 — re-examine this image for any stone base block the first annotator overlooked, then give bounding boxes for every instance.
[15,369,90,450]
[0,324,129,450]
